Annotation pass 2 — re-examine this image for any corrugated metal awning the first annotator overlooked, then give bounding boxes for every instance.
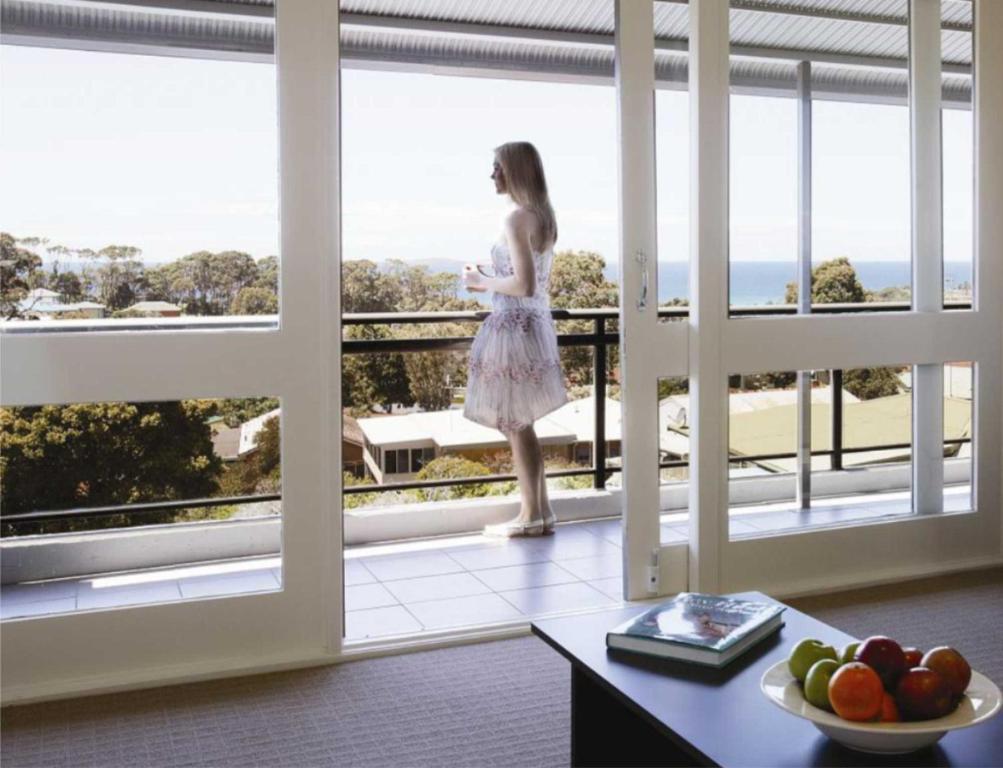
[1,0,973,104]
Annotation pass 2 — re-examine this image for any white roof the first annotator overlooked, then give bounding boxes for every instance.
[21,300,105,314]
[129,301,181,312]
[358,395,621,450]
[239,407,281,456]
[25,288,61,299]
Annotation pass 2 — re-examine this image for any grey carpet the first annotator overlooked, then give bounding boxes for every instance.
[3,567,1001,768]
[1,637,570,768]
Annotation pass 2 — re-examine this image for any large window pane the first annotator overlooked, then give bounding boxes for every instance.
[1,42,278,329]
[729,95,797,312]
[655,12,690,319]
[944,361,974,512]
[1,397,282,618]
[812,100,910,307]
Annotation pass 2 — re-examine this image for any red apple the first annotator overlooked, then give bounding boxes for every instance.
[855,636,908,691]
[902,647,924,668]
[921,647,972,700]
[895,667,955,721]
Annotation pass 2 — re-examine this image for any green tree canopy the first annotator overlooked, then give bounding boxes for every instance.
[785,256,867,305]
[230,285,278,315]
[0,233,43,319]
[548,250,619,387]
[843,367,903,400]
[217,397,280,428]
[341,259,479,414]
[0,400,223,535]
[145,250,259,315]
[414,455,493,502]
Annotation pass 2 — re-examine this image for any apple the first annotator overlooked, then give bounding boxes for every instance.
[804,658,840,711]
[921,647,972,700]
[855,636,907,691]
[895,667,955,721]
[838,641,860,665]
[789,639,838,683]
[902,647,924,669]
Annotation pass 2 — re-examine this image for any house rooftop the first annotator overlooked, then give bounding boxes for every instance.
[357,396,623,451]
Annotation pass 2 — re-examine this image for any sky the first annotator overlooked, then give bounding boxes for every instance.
[0,45,973,270]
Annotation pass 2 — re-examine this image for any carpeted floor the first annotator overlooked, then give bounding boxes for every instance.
[3,567,1001,768]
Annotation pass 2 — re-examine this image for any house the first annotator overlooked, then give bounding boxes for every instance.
[16,288,106,319]
[357,396,621,483]
[228,407,367,477]
[124,300,182,317]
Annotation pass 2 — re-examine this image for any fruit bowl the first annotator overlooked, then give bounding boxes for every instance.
[760,660,1002,754]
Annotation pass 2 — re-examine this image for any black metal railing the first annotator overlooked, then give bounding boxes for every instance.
[2,301,974,529]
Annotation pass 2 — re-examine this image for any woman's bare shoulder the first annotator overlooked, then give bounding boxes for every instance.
[504,206,539,232]
[504,208,546,251]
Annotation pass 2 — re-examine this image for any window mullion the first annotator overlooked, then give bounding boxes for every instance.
[909,0,945,515]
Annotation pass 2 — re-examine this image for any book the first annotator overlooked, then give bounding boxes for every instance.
[606,593,786,668]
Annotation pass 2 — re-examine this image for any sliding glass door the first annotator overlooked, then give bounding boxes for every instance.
[617,0,1001,600]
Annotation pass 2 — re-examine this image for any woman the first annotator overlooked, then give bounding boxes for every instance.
[462,141,567,537]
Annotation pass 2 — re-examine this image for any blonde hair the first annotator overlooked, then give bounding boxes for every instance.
[494,141,558,250]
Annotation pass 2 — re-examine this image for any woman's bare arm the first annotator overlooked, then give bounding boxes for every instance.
[463,210,537,297]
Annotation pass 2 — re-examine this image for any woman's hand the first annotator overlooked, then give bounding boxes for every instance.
[462,264,488,293]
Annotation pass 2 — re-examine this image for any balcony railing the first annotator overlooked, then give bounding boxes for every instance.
[1,301,973,532]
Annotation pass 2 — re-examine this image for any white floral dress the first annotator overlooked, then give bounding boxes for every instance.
[463,236,567,433]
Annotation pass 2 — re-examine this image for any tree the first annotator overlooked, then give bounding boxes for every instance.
[785,257,866,305]
[0,233,43,319]
[548,250,619,387]
[843,368,903,400]
[86,244,146,311]
[737,372,797,391]
[145,250,259,315]
[340,259,478,414]
[342,324,413,415]
[255,255,279,295]
[658,377,689,399]
[402,324,469,412]
[48,264,84,303]
[342,471,379,509]
[0,400,223,535]
[217,397,280,428]
[342,259,400,312]
[254,415,281,483]
[414,455,493,502]
[230,286,278,315]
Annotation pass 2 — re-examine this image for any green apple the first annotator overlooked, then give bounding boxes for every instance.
[789,638,838,683]
[804,659,840,711]
[838,641,861,666]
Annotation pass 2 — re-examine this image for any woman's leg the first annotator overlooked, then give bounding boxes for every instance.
[538,450,555,527]
[508,425,544,523]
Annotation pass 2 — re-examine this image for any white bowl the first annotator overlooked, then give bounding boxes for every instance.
[760,660,1002,755]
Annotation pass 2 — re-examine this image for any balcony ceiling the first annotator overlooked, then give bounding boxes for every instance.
[1,0,973,103]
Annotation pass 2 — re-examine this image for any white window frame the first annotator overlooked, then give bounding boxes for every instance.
[1,0,999,702]
[676,0,1000,596]
[0,0,344,703]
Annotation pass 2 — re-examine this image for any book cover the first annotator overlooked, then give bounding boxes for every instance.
[609,593,785,654]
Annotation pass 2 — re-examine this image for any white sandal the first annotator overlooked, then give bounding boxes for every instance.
[483,519,549,538]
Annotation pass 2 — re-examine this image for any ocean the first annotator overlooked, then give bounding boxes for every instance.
[370,257,972,307]
[656,261,974,306]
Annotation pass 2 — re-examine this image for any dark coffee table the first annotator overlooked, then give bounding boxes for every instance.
[531,592,1003,767]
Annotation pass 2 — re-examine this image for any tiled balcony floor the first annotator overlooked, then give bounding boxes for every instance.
[0,485,972,626]
[0,557,283,620]
[343,520,627,640]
